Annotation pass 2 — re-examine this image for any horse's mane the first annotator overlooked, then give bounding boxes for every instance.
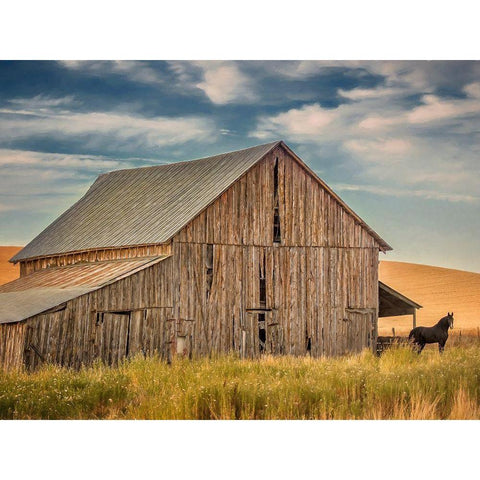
[436,315,452,329]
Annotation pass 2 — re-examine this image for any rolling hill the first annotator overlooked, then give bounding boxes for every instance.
[0,246,22,285]
[379,261,480,336]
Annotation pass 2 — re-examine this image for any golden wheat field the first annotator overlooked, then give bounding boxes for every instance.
[0,246,21,285]
[379,261,480,336]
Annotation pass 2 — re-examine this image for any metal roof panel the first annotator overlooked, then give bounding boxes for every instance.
[0,256,168,324]
[12,142,280,261]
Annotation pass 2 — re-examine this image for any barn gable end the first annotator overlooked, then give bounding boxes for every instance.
[174,143,387,249]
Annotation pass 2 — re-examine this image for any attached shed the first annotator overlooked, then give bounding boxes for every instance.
[379,281,422,330]
[0,141,402,369]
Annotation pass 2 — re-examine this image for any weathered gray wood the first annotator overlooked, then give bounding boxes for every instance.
[1,145,385,369]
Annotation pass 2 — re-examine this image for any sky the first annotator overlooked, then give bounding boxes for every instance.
[0,60,479,272]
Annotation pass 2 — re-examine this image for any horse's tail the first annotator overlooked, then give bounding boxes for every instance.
[408,328,417,340]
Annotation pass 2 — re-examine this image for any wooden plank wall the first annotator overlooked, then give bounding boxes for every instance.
[1,257,174,370]
[175,145,379,249]
[19,243,172,276]
[0,322,26,370]
[172,145,380,358]
[172,243,378,358]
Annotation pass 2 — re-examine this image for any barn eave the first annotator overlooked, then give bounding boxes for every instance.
[379,281,422,317]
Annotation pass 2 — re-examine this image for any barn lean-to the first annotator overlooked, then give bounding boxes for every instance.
[0,141,420,369]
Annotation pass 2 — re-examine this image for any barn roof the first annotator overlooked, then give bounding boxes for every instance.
[0,256,168,324]
[12,141,391,262]
[379,281,422,317]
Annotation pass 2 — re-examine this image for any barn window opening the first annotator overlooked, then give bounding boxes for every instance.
[95,312,104,326]
[205,243,214,300]
[273,157,281,243]
[259,253,266,308]
[258,313,266,353]
[176,335,187,356]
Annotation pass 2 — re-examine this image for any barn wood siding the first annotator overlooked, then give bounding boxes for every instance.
[171,145,380,358]
[171,243,378,358]
[1,257,174,370]
[2,144,382,369]
[174,145,379,249]
[0,322,26,370]
[19,243,172,276]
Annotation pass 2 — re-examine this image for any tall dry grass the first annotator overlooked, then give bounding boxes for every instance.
[1,344,480,420]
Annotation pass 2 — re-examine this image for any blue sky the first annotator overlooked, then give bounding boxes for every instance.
[0,61,479,272]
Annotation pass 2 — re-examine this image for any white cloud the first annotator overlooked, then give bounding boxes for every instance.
[167,61,257,104]
[464,82,480,99]
[269,61,435,92]
[60,61,163,85]
[407,93,480,124]
[357,83,480,130]
[344,138,412,157]
[253,103,337,140]
[0,95,78,117]
[251,67,480,202]
[0,149,125,170]
[195,62,256,104]
[358,116,401,130]
[0,99,217,148]
[8,94,77,109]
[332,183,479,204]
[339,87,401,100]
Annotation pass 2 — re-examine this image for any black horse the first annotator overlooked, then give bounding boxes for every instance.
[409,312,454,354]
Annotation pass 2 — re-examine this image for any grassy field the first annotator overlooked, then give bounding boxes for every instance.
[1,248,478,420]
[1,341,480,420]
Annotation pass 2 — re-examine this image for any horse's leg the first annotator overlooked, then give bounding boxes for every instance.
[412,341,421,354]
[438,342,445,354]
[418,343,425,355]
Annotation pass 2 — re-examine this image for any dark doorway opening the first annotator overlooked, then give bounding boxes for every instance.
[205,243,214,300]
[273,157,281,243]
[259,251,266,308]
[306,336,312,354]
[258,313,266,352]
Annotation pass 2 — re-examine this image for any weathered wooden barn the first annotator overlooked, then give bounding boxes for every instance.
[0,141,420,369]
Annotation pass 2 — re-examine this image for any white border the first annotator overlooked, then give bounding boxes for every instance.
[1,1,478,59]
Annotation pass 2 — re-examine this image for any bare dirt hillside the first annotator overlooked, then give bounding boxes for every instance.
[0,246,22,285]
[379,261,480,336]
